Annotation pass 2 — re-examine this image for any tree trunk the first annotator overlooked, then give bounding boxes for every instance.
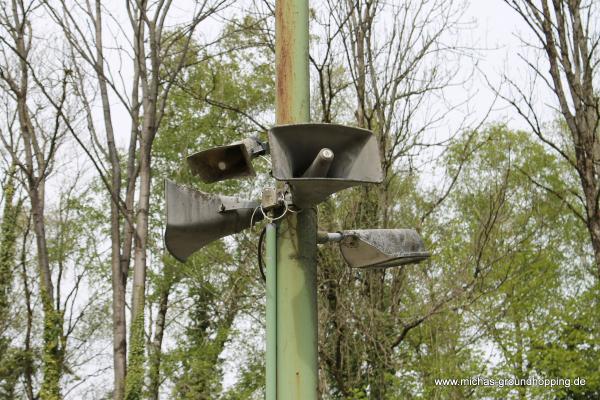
[126,114,156,400]
[0,166,21,398]
[0,166,18,333]
[582,174,600,274]
[148,282,171,400]
[16,53,64,400]
[91,1,128,396]
[20,223,35,400]
[30,185,64,400]
[504,0,600,277]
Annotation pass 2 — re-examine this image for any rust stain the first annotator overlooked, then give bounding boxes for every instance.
[276,0,296,124]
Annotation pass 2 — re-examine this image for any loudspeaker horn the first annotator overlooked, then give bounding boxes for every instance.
[187,138,267,183]
[268,123,383,207]
[164,179,261,262]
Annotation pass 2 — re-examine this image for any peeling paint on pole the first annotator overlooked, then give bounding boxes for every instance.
[275,0,309,124]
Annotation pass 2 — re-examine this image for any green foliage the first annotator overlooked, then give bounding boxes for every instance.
[221,355,265,400]
[527,285,600,399]
[0,345,30,399]
[170,283,229,399]
[315,123,596,399]
[153,18,274,189]
[434,125,595,400]
[145,16,275,400]
[1,5,597,399]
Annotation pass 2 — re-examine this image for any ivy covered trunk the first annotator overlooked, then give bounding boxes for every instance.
[30,180,64,400]
[0,167,21,397]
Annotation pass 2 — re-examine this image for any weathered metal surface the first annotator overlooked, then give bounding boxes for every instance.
[339,229,430,268]
[261,187,280,210]
[163,179,261,262]
[316,231,343,244]
[187,138,266,183]
[268,123,384,207]
[274,0,318,399]
[187,141,255,183]
[218,195,259,213]
[275,0,309,124]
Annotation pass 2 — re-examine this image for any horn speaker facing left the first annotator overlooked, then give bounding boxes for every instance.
[164,179,261,262]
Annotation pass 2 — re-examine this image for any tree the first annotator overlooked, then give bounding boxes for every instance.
[307,0,472,397]
[41,1,232,398]
[0,165,25,399]
[430,125,598,400]
[0,1,72,396]
[145,17,274,399]
[501,0,600,275]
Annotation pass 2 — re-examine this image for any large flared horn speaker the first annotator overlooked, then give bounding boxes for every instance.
[164,179,261,262]
[268,123,383,207]
[339,229,430,268]
[187,138,267,183]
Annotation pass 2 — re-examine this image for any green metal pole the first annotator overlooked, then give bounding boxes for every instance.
[275,0,318,399]
[275,212,317,399]
[265,223,277,400]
